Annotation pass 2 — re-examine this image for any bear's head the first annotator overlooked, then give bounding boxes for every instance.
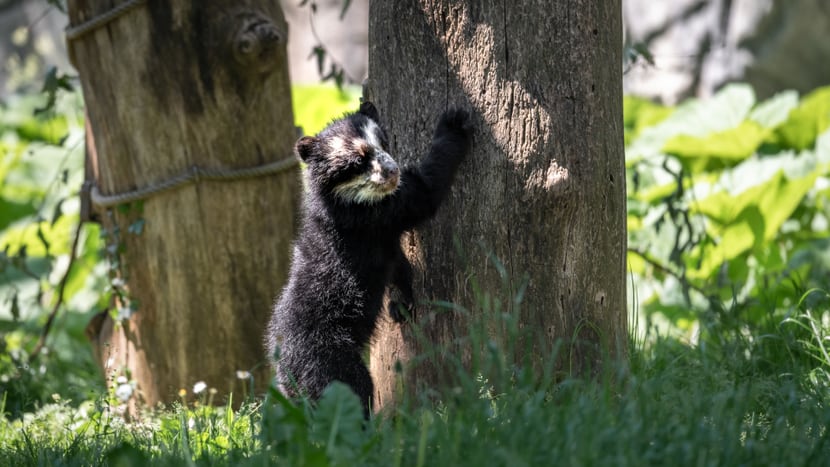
[295,102,400,204]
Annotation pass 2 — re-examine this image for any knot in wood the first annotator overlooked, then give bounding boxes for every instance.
[230,11,284,76]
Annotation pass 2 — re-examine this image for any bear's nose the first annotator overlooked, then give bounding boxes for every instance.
[384,165,400,178]
[374,152,399,180]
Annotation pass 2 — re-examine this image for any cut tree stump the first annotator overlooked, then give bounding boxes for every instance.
[67,0,298,407]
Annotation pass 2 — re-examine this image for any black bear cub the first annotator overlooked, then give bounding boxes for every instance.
[265,102,472,417]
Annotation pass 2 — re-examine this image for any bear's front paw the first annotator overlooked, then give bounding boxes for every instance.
[437,108,473,139]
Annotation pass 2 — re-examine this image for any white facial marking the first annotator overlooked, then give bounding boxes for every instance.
[333,152,400,204]
[369,159,384,183]
[327,136,349,158]
[333,176,393,204]
[361,120,384,151]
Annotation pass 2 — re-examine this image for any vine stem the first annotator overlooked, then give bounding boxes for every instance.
[627,247,710,298]
[305,3,360,84]
[29,210,85,360]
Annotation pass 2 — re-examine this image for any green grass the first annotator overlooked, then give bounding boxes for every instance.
[1,292,829,466]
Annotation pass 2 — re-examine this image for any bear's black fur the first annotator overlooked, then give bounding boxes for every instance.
[265,102,472,416]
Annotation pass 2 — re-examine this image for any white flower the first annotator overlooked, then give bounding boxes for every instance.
[236,370,251,379]
[115,383,133,402]
[116,375,128,384]
[193,381,207,394]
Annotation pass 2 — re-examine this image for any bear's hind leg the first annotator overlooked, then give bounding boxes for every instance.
[331,352,375,419]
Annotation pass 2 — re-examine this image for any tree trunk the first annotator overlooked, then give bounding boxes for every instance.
[67,0,298,407]
[367,1,626,409]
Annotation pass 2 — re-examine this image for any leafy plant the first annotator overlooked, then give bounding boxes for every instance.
[0,89,106,417]
[627,84,830,343]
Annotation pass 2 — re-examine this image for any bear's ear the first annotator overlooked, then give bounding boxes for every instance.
[358,101,380,122]
[294,136,318,162]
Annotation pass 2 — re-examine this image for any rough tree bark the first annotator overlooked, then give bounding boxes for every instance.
[67,0,298,406]
[367,1,626,409]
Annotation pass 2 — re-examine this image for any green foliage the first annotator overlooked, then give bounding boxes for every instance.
[773,87,830,150]
[0,90,106,417]
[663,120,767,168]
[623,95,673,145]
[0,395,262,467]
[292,85,361,135]
[627,83,830,341]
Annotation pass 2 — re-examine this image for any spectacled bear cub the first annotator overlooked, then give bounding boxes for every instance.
[265,101,472,417]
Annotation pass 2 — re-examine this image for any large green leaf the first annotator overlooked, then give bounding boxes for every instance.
[0,199,36,232]
[626,83,756,165]
[690,170,818,278]
[671,83,756,135]
[311,382,367,465]
[814,127,830,164]
[710,146,820,198]
[749,90,799,128]
[663,120,767,164]
[624,96,674,145]
[1,95,72,145]
[772,86,830,150]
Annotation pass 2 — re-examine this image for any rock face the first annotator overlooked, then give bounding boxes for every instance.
[623,0,830,103]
